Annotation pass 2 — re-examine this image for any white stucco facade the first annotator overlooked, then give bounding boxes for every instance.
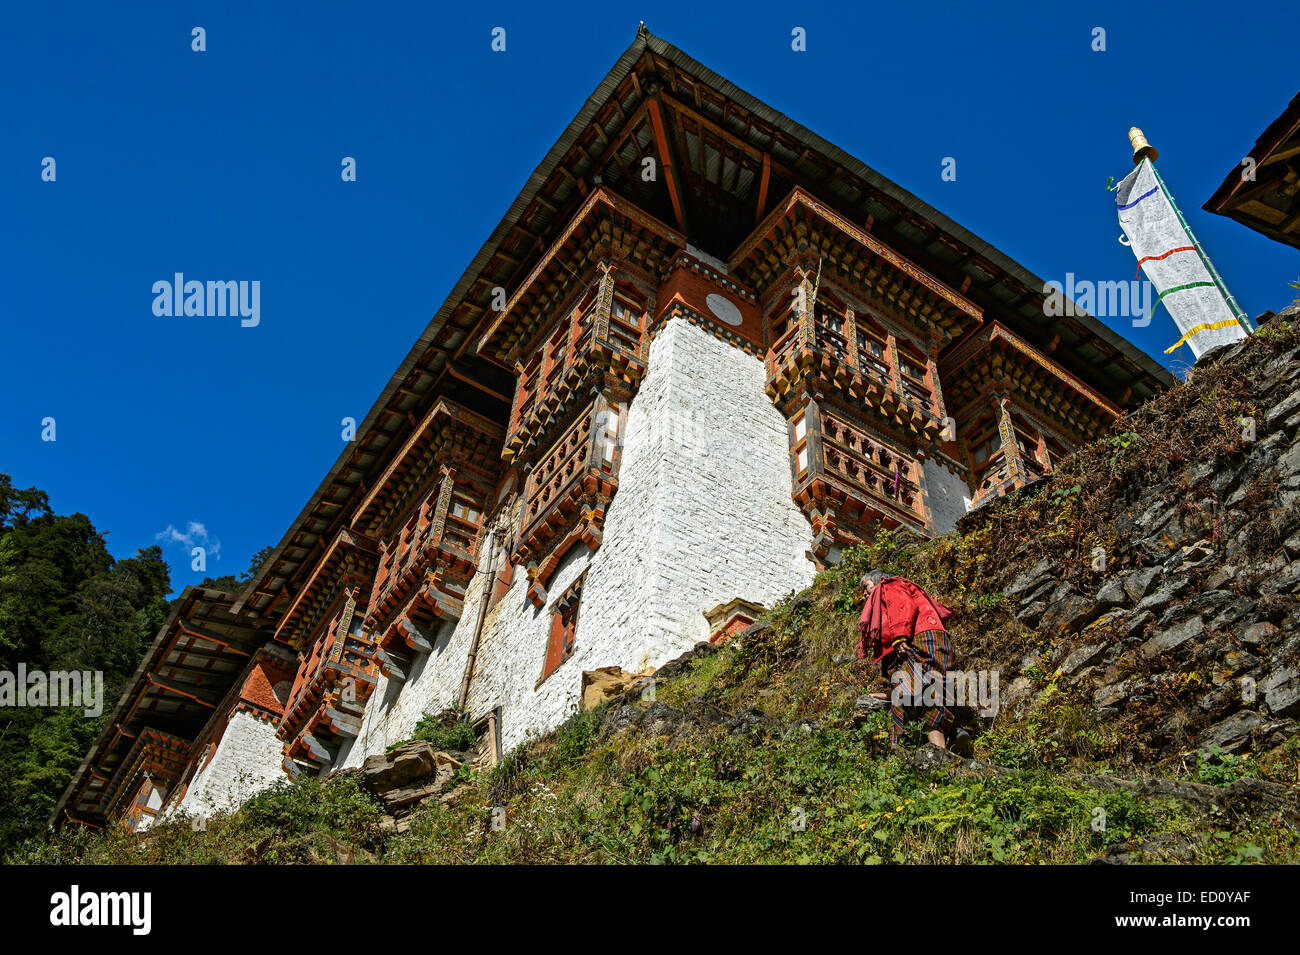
[339,314,816,762]
[922,456,972,536]
[177,316,992,805]
[170,709,286,820]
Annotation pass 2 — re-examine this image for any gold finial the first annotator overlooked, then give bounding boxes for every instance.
[1128,127,1158,164]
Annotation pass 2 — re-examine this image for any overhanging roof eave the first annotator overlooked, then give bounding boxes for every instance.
[636,32,1173,389]
[236,33,656,610]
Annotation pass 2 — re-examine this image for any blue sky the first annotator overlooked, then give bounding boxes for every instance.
[1,0,1295,594]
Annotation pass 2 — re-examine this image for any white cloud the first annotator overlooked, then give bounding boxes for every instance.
[155,521,222,561]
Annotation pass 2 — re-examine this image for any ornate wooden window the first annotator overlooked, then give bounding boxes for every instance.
[766,293,799,363]
[607,291,644,353]
[525,409,595,526]
[542,322,570,395]
[788,401,927,563]
[445,488,483,551]
[970,425,1001,468]
[368,469,490,678]
[896,343,935,414]
[539,574,584,686]
[968,416,1004,491]
[511,351,543,441]
[514,396,623,605]
[813,304,850,366]
[1008,413,1068,482]
[764,286,945,447]
[504,270,647,464]
[967,403,1071,509]
[852,313,896,389]
[598,403,621,464]
[818,409,923,518]
[122,778,160,831]
[280,590,377,772]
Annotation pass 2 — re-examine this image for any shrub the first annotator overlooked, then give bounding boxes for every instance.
[399,711,479,752]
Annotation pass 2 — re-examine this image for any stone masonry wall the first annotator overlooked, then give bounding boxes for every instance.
[962,321,1300,761]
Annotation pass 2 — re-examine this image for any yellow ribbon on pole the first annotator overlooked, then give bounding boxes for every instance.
[1164,319,1243,354]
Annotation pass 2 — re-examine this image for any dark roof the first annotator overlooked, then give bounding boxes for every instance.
[50,587,270,827]
[1204,90,1300,249]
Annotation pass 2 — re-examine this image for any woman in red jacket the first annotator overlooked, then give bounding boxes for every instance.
[858,569,955,749]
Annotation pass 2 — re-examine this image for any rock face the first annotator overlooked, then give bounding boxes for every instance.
[959,322,1300,765]
[354,742,466,833]
[580,667,653,711]
[853,695,890,723]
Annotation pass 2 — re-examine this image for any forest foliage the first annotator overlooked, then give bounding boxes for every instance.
[0,473,267,856]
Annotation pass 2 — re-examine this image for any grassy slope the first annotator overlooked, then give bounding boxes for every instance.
[13,321,1300,865]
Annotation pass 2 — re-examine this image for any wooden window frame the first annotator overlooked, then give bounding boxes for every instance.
[968,419,1003,473]
[791,409,810,479]
[490,551,515,608]
[538,573,584,687]
[852,313,893,383]
[895,342,934,410]
[607,287,647,356]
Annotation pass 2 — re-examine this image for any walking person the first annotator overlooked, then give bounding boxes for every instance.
[858,569,956,749]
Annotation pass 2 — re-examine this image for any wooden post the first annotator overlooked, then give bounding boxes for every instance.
[843,307,859,375]
[795,268,816,351]
[927,350,945,421]
[996,395,1026,486]
[594,261,615,345]
[886,333,902,395]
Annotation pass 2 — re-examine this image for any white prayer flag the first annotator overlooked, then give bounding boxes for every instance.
[1115,158,1247,359]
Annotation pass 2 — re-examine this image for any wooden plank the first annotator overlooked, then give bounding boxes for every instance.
[647,97,688,233]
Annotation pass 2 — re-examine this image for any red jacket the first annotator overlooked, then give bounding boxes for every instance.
[857,576,953,662]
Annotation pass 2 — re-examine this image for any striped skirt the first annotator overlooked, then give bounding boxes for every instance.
[881,629,955,743]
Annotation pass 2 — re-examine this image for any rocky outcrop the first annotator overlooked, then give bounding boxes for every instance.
[962,324,1300,765]
[580,666,653,711]
[337,742,469,833]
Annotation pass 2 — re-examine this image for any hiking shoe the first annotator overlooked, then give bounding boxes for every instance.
[947,727,974,757]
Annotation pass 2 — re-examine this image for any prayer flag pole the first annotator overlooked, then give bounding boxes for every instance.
[1115,128,1253,359]
[1128,128,1253,336]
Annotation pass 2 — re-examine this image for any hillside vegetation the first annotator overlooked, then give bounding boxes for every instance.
[13,317,1300,865]
[0,481,172,856]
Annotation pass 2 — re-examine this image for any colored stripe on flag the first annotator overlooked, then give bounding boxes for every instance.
[1136,246,1196,278]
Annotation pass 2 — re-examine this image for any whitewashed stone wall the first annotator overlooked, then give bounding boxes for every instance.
[922,456,973,535]
[170,710,285,819]
[340,315,816,763]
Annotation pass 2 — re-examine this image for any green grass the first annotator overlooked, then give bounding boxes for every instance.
[14,638,1297,864]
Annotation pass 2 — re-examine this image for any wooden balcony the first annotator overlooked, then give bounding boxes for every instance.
[504,286,646,465]
[791,406,928,562]
[765,304,946,442]
[970,449,1052,510]
[279,597,376,774]
[365,472,489,679]
[103,729,189,828]
[369,496,482,631]
[513,398,620,606]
